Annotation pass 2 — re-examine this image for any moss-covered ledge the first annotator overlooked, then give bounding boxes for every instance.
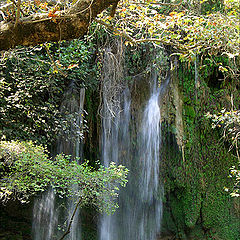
[160,62,240,239]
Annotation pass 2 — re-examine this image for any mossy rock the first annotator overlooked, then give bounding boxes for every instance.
[183,105,196,118]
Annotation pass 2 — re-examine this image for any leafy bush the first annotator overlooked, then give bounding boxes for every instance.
[0,141,128,214]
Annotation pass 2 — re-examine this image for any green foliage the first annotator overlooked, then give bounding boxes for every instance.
[47,39,99,88]
[0,140,128,214]
[98,0,240,81]
[0,39,99,146]
[206,109,240,197]
[0,140,53,202]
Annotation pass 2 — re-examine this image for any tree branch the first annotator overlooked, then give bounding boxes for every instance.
[0,0,120,51]
[44,44,67,77]
[95,19,137,43]
[110,1,118,17]
[58,197,83,240]
[14,0,21,27]
[95,19,185,52]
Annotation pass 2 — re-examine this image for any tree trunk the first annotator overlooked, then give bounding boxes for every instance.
[0,0,119,51]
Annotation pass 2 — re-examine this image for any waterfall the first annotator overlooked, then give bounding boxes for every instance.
[100,42,165,239]
[116,74,164,240]
[99,44,129,240]
[32,189,58,240]
[63,88,85,240]
[32,86,85,240]
[136,76,163,240]
[100,87,131,240]
[32,41,167,240]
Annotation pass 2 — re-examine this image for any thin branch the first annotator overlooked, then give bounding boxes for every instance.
[44,45,67,77]
[10,0,24,16]
[14,0,21,27]
[58,197,83,240]
[68,0,94,14]
[95,19,137,43]
[95,19,185,52]
[133,1,181,7]
[0,3,13,12]
[110,1,118,17]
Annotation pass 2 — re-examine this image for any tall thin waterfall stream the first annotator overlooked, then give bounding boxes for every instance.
[100,81,164,240]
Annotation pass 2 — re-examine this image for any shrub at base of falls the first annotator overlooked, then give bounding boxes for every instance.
[0,140,128,219]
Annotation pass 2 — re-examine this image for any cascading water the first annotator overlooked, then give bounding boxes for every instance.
[140,86,161,203]
[99,44,128,240]
[32,189,58,240]
[62,87,85,240]
[32,40,168,240]
[32,86,85,240]
[100,42,166,240]
[100,87,131,240]
[117,72,169,240]
[136,76,163,240]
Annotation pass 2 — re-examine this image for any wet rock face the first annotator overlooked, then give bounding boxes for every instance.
[160,60,240,240]
[0,200,33,240]
[157,236,175,240]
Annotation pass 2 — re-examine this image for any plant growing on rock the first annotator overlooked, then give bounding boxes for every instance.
[206,109,240,197]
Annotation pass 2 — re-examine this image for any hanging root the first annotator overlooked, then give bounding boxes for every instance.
[99,39,125,120]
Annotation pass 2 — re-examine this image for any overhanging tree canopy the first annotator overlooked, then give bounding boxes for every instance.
[0,0,239,80]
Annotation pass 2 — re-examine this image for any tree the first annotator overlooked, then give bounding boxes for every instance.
[1,0,239,194]
[0,38,97,146]
[97,0,239,78]
[1,0,239,79]
[0,1,239,238]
